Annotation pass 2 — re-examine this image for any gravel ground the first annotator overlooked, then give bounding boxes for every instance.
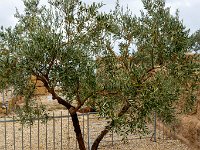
[0,110,192,150]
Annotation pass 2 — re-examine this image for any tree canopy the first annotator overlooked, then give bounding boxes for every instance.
[0,0,199,150]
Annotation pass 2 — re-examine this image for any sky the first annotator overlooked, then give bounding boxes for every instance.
[0,0,199,34]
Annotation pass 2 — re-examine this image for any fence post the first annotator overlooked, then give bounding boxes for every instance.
[13,116,16,150]
[30,121,32,150]
[22,123,24,150]
[111,130,114,146]
[46,117,48,150]
[4,116,7,150]
[83,113,85,142]
[53,112,55,150]
[2,89,5,105]
[173,126,176,139]
[87,113,90,150]
[76,113,78,150]
[5,101,8,115]
[61,111,63,150]
[154,111,157,142]
[38,110,40,150]
[163,123,164,140]
[67,111,70,150]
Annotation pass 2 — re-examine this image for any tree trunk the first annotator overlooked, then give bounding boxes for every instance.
[38,75,86,149]
[71,111,86,150]
[91,101,131,150]
[91,123,111,150]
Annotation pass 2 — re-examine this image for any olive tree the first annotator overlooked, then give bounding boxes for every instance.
[0,0,199,150]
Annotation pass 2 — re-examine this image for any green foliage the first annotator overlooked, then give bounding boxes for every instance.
[138,0,190,66]
[16,99,48,124]
[0,0,101,100]
[0,0,105,127]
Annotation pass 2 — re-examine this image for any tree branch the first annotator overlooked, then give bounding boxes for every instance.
[46,55,56,76]
[34,73,73,110]
[73,90,119,113]
[76,78,81,105]
[91,99,131,150]
[73,92,95,113]
[141,65,164,83]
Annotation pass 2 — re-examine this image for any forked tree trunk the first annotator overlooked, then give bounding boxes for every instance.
[71,112,86,150]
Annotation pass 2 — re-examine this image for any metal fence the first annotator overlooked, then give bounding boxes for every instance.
[0,111,174,150]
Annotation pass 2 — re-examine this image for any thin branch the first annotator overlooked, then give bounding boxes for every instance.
[76,78,81,105]
[141,65,164,83]
[73,92,95,113]
[46,55,56,76]
[118,99,131,117]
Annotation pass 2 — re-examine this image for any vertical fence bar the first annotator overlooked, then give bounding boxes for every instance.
[13,116,16,150]
[68,111,70,149]
[30,122,32,150]
[68,111,70,135]
[159,121,161,139]
[163,123,164,140]
[38,113,40,150]
[83,114,85,142]
[61,111,63,150]
[4,117,7,150]
[76,112,78,149]
[170,129,172,139]
[111,130,114,146]
[173,127,175,139]
[46,117,48,150]
[154,111,157,142]
[22,123,24,150]
[53,112,55,150]
[87,113,90,150]
[2,89,5,105]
